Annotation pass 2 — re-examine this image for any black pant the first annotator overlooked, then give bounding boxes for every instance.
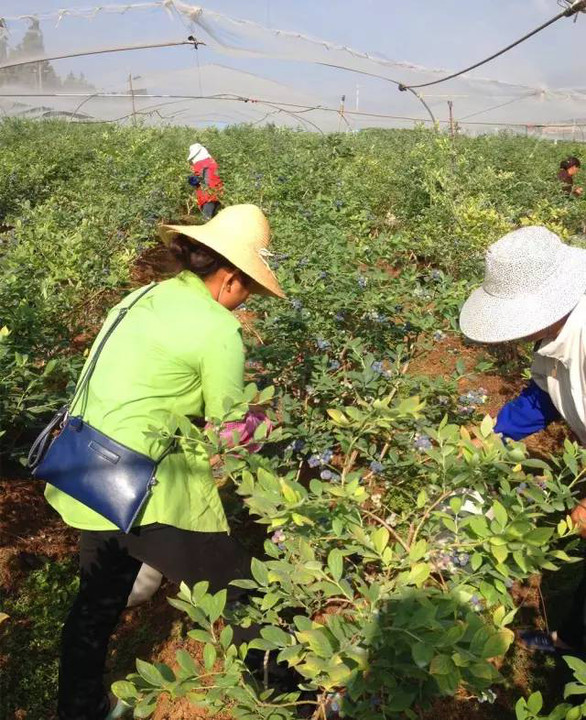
[558,567,586,650]
[201,201,221,220]
[58,523,253,720]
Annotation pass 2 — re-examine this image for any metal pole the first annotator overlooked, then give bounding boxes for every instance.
[338,94,346,133]
[129,73,137,126]
[448,100,455,138]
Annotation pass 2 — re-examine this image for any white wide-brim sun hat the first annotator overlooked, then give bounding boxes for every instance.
[159,204,285,299]
[460,226,586,344]
[188,143,211,163]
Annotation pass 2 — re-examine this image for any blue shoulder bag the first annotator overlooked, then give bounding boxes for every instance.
[28,283,173,533]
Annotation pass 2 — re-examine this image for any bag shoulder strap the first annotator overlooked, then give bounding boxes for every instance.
[70,283,157,412]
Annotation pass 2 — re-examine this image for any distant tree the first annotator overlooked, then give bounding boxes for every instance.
[3,18,61,89]
[62,71,95,92]
[0,18,94,93]
[0,19,9,86]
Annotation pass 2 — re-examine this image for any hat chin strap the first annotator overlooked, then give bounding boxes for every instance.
[216,278,229,305]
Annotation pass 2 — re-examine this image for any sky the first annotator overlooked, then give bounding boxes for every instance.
[2,0,585,128]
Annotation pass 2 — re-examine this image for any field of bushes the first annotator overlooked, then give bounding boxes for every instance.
[1,119,586,720]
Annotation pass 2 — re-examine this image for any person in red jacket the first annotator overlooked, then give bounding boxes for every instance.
[188,143,223,220]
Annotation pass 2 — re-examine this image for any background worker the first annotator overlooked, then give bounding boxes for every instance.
[188,142,224,219]
[558,156,583,196]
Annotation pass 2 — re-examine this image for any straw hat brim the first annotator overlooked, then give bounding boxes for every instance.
[159,223,285,299]
[460,244,586,344]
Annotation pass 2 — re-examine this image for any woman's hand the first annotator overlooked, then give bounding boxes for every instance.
[571,499,586,538]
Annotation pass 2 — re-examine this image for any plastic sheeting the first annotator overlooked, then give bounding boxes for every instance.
[0,1,585,136]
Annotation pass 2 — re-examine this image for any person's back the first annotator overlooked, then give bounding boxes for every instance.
[45,270,244,533]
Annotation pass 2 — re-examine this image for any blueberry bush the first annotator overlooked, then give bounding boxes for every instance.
[1,118,586,719]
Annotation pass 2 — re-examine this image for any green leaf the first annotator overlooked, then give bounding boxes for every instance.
[220,626,234,650]
[327,549,343,582]
[327,408,351,427]
[449,497,462,515]
[469,516,489,537]
[469,662,495,680]
[258,385,275,403]
[187,629,215,644]
[492,500,508,528]
[208,589,227,623]
[406,562,430,587]
[412,643,434,668]
[230,579,258,590]
[372,526,389,554]
[133,699,157,718]
[136,659,165,687]
[513,550,529,573]
[386,690,416,712]
[429,654,456,676]
[481,630,514,659]
[564,655,586,684]
[525,527,554,546]
[564,682,586,699]
[471,553,483,571]
[203,644,217,671]
[250,558,270,586]
[492,544,509,565]
[409,539,428,563]
[526,692,543,714]
[176,649,199,676]
[111,681,139,700]
[261,626,293,647]
[191,581,211,605]
[480,414,494,438]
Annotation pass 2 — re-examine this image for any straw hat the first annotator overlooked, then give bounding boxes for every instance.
[159,204,285,299]
[460,226,586,344]
[188,143,211,163]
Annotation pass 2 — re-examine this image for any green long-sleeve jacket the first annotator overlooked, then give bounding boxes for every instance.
[44,271,244,533]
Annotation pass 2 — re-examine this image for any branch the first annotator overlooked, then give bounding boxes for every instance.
[362,508,410,553]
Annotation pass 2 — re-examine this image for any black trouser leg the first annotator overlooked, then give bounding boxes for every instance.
[557,564,586,650]
[58,536,142,720]
[201,201,220,220]
[58,524,255,720]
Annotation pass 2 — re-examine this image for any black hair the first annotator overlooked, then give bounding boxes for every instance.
[168,234,255,290]
[560,156,581,171]
[168,234,236,278]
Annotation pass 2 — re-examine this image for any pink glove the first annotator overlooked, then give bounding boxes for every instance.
[210,410,273,453]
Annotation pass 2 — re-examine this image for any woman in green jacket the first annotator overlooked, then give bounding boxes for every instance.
[49,204,285,720]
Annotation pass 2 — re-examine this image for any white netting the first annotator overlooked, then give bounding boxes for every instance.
[1,1,585,136]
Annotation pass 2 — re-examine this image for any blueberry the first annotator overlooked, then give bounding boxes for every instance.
[414,434,432,451]
[308,455,321,468]
[321,449,334,464]
[470,594,483,610]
